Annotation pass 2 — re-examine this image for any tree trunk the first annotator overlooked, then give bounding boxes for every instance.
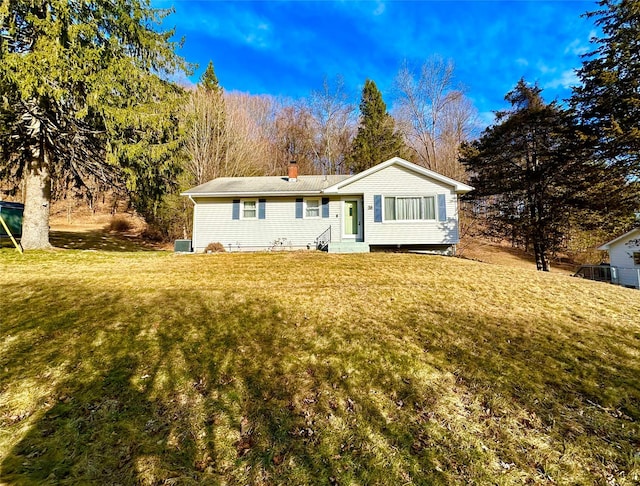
[533,239,550,272]
[21,155,52,250]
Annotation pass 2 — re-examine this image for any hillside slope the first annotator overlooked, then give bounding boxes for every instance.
[1,251,638,484]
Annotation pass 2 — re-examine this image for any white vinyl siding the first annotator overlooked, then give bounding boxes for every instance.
[606,231,640,289]
[332,164,460,245]
[191,197,340,252]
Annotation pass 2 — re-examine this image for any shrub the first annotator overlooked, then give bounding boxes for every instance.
[108,215,133,233]
[141,226,165,242]
[205,242,225,253]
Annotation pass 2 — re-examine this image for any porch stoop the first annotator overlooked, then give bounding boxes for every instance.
[328,242,370,253]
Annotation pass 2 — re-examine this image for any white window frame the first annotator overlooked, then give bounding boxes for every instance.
[383,195,436,222]
[304,198,321,219]
[241,199,258,220]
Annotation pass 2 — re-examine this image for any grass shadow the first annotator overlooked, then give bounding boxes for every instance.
[49,229,159,252]
[0,282,448,484]
[1,254,639,484]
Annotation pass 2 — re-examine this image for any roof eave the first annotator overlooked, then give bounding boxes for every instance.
[597,227,640,250]
[182,190,326,198]
[323,157,474,193]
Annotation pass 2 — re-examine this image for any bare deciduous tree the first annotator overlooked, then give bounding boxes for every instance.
[395,57,477,180]
[183,89,270,185]
[308,76,355,175]
[224,92,275,176]
[272,102,317,176]
[183,87,227,185]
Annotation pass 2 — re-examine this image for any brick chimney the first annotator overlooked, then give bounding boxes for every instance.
[288,160,298,182]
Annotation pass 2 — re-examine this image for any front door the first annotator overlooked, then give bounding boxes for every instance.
[344,200,362,241]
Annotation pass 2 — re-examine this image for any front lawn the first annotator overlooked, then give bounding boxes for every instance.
[1,251,638,484]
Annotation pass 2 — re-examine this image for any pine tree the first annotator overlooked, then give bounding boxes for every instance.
[460,80,593,271]
[571,0,640,179]
[0,0,188,249]
[200,61,222,93]
[346,79,406,173]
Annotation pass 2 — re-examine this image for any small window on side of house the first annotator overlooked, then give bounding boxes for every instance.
[305,199,320,218]
[633,252,640,265]
[242,199,258,219]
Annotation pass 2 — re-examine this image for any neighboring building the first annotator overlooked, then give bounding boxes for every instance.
[598,227,640,289]
[182,157,473,253]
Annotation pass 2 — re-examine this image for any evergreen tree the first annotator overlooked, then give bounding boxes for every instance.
[0,0,188,249]
[346,79,406,173]
[460,80,594,271]
[571,0,640,180]
[200,61,222,93]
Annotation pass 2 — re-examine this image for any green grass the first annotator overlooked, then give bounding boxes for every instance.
[1,250,639,485]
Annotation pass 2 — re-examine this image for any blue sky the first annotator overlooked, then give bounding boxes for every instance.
[154,0,598,127]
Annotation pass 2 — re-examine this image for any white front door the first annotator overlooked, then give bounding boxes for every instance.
[343,199,363,241]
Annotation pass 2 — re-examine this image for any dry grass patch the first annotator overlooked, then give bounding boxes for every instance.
[0,250,639,484]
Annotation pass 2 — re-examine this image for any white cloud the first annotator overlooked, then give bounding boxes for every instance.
[545,69,579,90]
[515,58,529,67]
[564,38,589,56]
[176,6,276,51]
[536,62,556,75]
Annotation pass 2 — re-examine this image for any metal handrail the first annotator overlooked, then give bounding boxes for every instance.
[315,226,331,251]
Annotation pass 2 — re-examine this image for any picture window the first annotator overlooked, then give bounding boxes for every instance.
[384,196,435,221]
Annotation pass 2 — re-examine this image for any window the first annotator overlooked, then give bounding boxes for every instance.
[305,199,320,218]
[242,199,257,219]
[633,252,640,265]
[384,196,435,221]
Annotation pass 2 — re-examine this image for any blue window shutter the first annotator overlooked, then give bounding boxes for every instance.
[374,195,382,222]
[295,198,303,219]
[437,194,447,221]
[258,199,266,219]
[322,198,330,218]
[232,199,240,220]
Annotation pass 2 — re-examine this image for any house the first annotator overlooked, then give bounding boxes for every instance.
[182,157,473,254]
[597,227,640,289]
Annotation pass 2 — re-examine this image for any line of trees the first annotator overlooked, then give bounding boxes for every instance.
[2,0,638,260]
[0,1,474,248]
[461,0,640,270]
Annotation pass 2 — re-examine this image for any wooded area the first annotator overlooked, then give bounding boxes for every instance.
[1,0,638,268]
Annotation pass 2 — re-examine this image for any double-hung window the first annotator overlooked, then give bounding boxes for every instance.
[242,199,258,219]
[305,199,320,218]
[384,196,435,221]
[633,252,640,266]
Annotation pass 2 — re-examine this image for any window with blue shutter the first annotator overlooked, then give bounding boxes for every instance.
[232,199,240,220]
[437,194,447,221]
[374,195,382,222]
[258,199,266,219]
[322,198,330,218]
[295,198,303,219]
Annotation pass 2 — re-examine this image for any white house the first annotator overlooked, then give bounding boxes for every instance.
[182,157,473,254]
[598,227,640,289]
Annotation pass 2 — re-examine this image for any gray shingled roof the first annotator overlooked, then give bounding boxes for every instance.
[182,175,351,196]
